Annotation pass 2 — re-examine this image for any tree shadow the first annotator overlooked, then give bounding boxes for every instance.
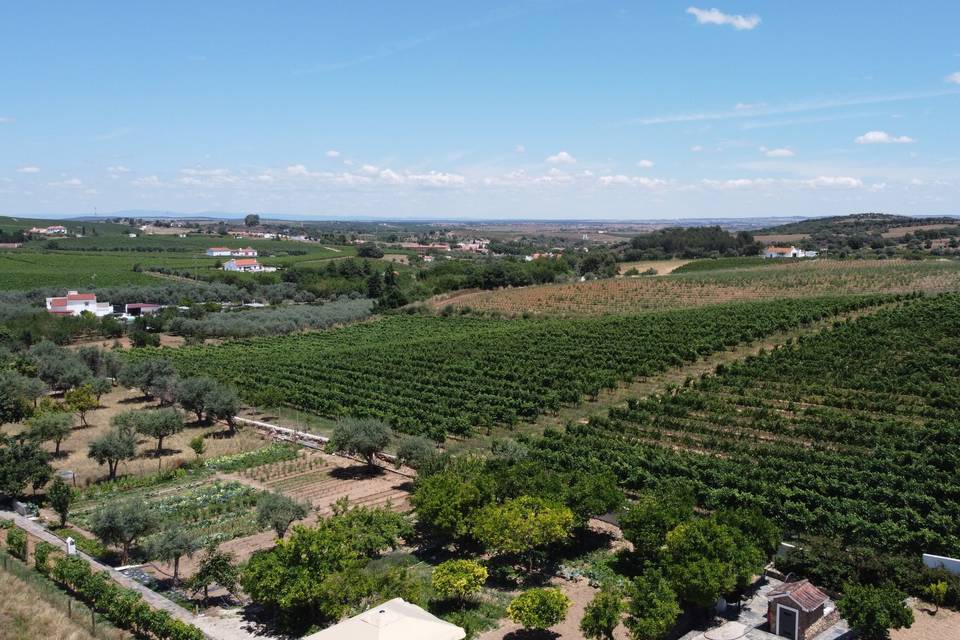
[207,427,238,440]
[330,464,384,480]
[119,395,150,405]
[503,630,560,640]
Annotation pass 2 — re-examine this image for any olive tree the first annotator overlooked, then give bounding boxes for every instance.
[87,419,138,480]
[148,528,200,585]
[28,411,74,456]
[256,491,308,538]
[89,499,159,564]
[326,417,392,468]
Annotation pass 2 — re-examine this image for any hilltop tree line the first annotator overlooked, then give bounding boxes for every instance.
[622,226,762,260]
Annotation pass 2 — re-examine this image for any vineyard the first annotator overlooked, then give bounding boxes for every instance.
[527,294,960,557]
[429,259,960,315]
[144,296,891,437]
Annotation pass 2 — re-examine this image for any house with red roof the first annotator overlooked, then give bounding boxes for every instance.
[45,291,113,317]
[223,258,275,273]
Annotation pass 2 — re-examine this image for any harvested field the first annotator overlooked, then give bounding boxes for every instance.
[429,259,960,316]
[617,258,692,275]
[882,223,959,238]
[753,233,810,243]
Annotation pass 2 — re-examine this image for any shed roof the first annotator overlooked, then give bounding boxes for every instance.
[768,579,828,611]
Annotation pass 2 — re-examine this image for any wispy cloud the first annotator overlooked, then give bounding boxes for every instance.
[296,2,568,74]
[622,89,960,126]
[637,159,655,168]
[325,150,341,158]
[740,111,877,130]
[16,165,40,173]
[93,127,133,141]
[686,7,761,31]
[761,147,795,158]
[48,177,84,188]
[947,72,960,84]
[854,130,915,144]
[0,116,15,124]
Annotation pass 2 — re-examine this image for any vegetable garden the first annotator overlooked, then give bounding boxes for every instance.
[144,295,893,438]
[527,293,960,559]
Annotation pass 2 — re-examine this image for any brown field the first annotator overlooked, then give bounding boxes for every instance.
[617,258,692,275]
[882,223,958,238]
[0,568,129,640]
[427,259,960,316]
[890,600,960,640]
[753,233,810,243]
[0,386,267,485]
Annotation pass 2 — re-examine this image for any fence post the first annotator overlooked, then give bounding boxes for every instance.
[91,610,95,631]
[68,598,72,618]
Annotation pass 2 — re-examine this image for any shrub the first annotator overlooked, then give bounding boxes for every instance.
[6,525,27,560]
[506,587,571,630]
[432,559,488,604]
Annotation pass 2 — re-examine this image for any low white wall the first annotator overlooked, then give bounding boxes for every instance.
[923,553,960,575]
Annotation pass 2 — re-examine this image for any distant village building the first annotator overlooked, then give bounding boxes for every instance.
[45,291,113,317]
[767,579,829,640]
[457,239,490,253]
[763,246,818,259]
[206,246,257,257]
[223,258,275,273]
[29,225,68,235]
[399,242,451,254]
[122,303,162,316]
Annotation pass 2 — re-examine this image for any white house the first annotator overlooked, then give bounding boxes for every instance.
[206,246,233,257]
[223,258,276,273]
[29,225,68,235]
[764,246,818,259]
[207,246,258,257]
[303,598,465,640]
[45,291,113,317]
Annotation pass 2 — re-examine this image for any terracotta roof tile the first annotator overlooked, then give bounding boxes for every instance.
[768,580,828,611]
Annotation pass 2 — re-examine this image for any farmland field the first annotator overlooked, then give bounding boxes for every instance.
[430,259,960,315]
[526,293,960,558]
[143,295,892,437]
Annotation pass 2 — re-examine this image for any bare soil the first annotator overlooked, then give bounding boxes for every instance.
[890,600,960,640]
[617,259,692,275]
[0,386,267,486]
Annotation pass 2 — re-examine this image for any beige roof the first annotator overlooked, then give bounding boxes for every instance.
[303,598,465,640]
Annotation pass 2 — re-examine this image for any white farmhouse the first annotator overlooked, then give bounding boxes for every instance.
[206,246,233,257]
[763,246,818,259]
[223,258,276,273]
[45,291,113,317]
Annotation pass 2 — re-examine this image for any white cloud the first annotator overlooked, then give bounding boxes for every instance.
[686,7,761,30]
[285,164,311,176]
[598,175,668,188]
[545,151,576,165]
[0,116,14,124]
[805,176,862,189]
[854,130,915,144]
[48,177,83,188]
[761,147,795,158]
[107,165,131,178]
[946,72,960,84]
[16,165,40,173]
[690,145,704,152]
[131,175,162,187]
[734,102,765,110]
[515,144,526,153]
[325,149,341,158]
[637,159,655,168]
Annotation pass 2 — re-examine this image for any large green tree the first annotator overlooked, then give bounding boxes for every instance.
[256,492,309,538]
[411,466,494,543]
[48,476,73,527]
[118,358,175,398]
[619,483,695,560]
[626,570,681,640]
[472,495,574,572]
[662,518,764,608]
[326,417,391,468]
[836,583,914,640]
[28,411,74,456]
[87,419,138,480]
[174,377,218,423]
[0,434,52,498]
[89,499,159,564]
[134,407,184,455]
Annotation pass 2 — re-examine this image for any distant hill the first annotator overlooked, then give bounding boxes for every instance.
[757,213,958,235]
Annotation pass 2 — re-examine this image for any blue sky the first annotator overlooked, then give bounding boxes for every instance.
[2,1,958,219]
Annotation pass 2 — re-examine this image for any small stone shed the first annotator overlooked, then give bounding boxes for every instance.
[766,579,828,640]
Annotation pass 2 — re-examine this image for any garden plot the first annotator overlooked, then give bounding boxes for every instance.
[71,474,265,550]
[237,449,412,516]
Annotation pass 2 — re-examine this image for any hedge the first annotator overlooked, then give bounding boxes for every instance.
[51,555,205,640]
[6,526,27,560]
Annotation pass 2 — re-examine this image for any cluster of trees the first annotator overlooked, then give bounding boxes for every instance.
[623,226,761,260]
[241,502,414,630]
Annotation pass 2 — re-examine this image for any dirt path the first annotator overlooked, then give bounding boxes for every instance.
[890,600,960,640]
[450,302,895,453]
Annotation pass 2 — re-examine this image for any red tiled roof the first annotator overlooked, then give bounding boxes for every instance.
[768,580,828,611]
[50,298,69,307]
[231,258,259,266]
[208,246,230,251]
[66,293,96,301]
[126,303,161,309]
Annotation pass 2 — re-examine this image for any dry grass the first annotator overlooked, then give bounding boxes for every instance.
[617,258,692,275]
[0,568,128,640]
[753,233,810,243]
[890,600,960,640]
[882,224,957,239]
[1,386,268,486]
